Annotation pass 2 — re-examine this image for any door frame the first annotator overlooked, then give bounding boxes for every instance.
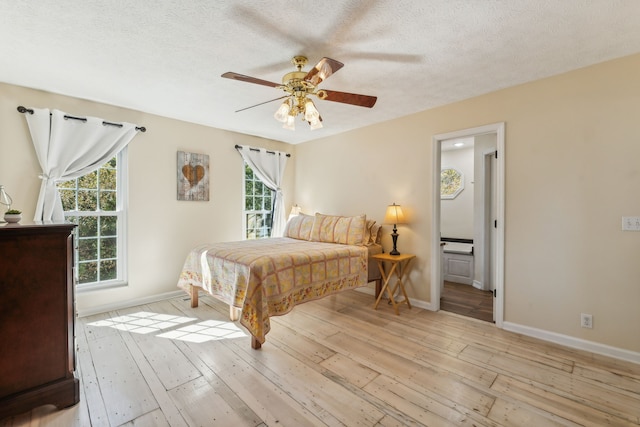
[431,122,505,327]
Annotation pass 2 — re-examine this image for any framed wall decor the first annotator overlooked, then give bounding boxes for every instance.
[441,167,464,199]
[177,151,209,201]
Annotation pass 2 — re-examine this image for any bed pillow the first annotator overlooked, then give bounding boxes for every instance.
[364,219,376,245]
[284,213,315,240]
[370,223,383,244]
[310,213,367,246]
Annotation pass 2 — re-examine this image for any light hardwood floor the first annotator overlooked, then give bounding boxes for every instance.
[440,281,494,323]
[2,290,639,426]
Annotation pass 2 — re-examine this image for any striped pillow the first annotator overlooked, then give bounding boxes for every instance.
[310,213,367,246]
[284,213,315,240]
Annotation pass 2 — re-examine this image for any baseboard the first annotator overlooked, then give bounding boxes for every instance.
[359,287,638,364]
[77,290,186,318]
[472,280,484,290]
[503,321,640,365]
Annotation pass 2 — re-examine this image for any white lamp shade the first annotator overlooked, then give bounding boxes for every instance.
[288,204,301,220]
[304,99,320,122]
[283,114,296,130]
[274,99,291,122]
[384,203,406,225]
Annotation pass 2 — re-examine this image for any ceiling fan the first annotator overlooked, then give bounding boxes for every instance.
[221,56,377,130]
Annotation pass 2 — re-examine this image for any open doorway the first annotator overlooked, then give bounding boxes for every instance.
[431,123,505,327]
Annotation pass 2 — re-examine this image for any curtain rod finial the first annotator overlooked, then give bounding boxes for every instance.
[17,106,34,114]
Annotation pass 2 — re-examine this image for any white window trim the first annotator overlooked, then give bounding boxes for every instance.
[75,147,128,293]
[242,162,273,240]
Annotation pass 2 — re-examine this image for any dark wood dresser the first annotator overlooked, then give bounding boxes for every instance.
[0,223,79,419]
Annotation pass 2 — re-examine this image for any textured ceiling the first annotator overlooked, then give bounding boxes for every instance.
[1,1,640,145]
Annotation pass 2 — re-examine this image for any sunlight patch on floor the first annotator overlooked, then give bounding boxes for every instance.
[86,311,247,343]
[157,319,246,343]
[87,311,197,334]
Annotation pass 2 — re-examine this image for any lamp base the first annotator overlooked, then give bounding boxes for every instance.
[390,228,400,256]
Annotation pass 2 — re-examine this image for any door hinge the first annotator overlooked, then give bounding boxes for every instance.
[493,289,497,297]
[494,220,497,228]
[495,150,498,159]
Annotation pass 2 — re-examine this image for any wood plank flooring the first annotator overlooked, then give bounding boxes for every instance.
[441,280,494,322]
[2,290,639,426]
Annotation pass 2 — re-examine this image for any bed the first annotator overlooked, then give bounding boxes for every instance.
[177,213,382,349]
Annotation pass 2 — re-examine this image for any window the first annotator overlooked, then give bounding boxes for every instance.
[243,163,273,239]
[58,149,128,289]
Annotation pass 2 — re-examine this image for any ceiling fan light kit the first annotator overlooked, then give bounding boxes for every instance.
[222,56,377,131]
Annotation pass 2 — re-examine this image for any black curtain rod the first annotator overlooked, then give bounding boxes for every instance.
[17,106,146,132]
[235,144,291,157]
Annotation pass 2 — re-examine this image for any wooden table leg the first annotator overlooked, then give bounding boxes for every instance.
[395,259,413,309]
[374,261,400,315]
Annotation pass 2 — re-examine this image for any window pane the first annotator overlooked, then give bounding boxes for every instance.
[243,162,273,240]
[99,190,116,211]
[78,217,98,238]
[78,172,97,189]
[60,189,76,211]
[57,154,123,287]
[101,237,117,259]
[100,260,117,280]
[101,216,117,236]
[78,262,98,284]
[78,238,98,261]
[246,213,256,229]
[99,168,116,190]
[78,190,98,211]
[104,157,117,168]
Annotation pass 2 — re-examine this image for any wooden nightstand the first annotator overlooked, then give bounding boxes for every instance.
[371,252,416,315]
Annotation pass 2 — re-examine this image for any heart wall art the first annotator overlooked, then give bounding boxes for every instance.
[177,151,210,201]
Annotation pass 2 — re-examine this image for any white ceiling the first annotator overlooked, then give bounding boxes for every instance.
[2,1,640,145]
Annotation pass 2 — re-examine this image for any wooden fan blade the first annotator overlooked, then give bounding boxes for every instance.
[235,95,289,113]
[321,90,377,108]
[304,57,344,86]
[221,72,280,88]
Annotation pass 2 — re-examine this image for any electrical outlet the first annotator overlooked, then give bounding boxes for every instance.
[622,216,640,231]
[580,313,593,329]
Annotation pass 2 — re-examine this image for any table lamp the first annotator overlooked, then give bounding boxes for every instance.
[288,204,301,220]
[384,203,406,255]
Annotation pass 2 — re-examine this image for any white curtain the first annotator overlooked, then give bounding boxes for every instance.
[238,146,288,237]
[25,108,140,222]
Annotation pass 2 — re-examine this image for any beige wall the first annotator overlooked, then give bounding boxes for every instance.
[294,54,640,353]
[2,53,639,355]
[0,83,294,313]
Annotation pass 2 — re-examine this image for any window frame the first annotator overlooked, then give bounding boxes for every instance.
[61,147,128,292]
[242,162,274,240]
